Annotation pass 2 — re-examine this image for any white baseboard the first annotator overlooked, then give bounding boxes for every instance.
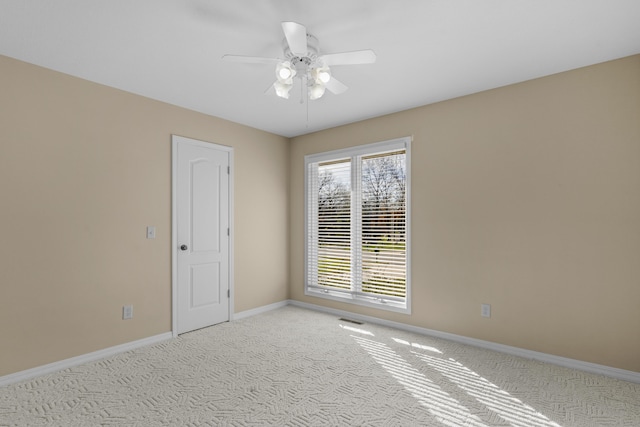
[4,301,638,387]
[288,300,640,384]
[1,300,289,387]
[233,300,290,321]
[0,332,172,388]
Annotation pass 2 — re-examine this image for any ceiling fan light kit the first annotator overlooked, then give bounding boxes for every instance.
[222,21,376,102]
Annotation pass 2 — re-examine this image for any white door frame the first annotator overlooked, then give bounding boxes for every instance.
[171,135,234,337]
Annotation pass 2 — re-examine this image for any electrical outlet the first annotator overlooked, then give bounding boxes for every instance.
[481,303,491,318]
[123,305,133,320]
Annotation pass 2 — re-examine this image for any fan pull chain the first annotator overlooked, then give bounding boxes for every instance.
[306,94,309,128]
[303,75,309,128]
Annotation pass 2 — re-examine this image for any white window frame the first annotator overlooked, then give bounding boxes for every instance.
[304,137,411,314]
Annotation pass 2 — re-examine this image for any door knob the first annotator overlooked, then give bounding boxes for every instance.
[180,244,188,251]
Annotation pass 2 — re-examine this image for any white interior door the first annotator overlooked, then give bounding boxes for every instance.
[173,135,230,334]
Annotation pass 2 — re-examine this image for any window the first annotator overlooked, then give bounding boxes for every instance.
[305,137,410,313]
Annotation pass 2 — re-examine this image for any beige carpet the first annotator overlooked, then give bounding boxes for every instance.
[1,306,639,426]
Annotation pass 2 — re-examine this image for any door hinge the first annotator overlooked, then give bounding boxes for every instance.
[227,228,230,236]
[227,166,230,174]
[227,289,230,298]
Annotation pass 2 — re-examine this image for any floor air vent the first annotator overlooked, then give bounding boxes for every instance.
[339,318,364,325]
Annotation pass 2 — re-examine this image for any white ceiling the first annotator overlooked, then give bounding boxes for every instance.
[1,1,639,138]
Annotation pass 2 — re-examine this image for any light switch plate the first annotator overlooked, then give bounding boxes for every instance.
[481,303,491,318]
[123,305,133,320]
[146,226,156,239]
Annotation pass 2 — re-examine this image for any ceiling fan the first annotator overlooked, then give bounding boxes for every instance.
[222,22,376,101]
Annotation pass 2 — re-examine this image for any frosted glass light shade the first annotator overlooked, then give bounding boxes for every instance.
[311,66,331,84]
[275,61,296,84]
[274,81,293,99]
[308,83,325,100]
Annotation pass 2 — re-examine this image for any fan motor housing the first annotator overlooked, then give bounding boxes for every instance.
[283,33,320,72]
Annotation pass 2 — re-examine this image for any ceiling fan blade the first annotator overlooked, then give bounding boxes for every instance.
[325,76,348,95]
[264,81,276,95]
[282,21,308,56]
[221,54,280,65]
[319,50,377,66]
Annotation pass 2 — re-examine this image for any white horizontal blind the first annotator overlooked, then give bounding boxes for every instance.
[359,151,406,299]
[306,138,409,311]
[315,158,352,291]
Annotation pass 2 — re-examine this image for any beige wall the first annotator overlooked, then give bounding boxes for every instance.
[2,52,638,378]
[290,55,640,372]
[0,55,289,376]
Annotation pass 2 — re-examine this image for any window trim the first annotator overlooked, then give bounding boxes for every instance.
[304,137,411,314]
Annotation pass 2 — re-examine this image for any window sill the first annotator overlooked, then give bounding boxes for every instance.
[305,287,411,315]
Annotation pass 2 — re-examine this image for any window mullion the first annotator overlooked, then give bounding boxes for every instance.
[352,155,362,295]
